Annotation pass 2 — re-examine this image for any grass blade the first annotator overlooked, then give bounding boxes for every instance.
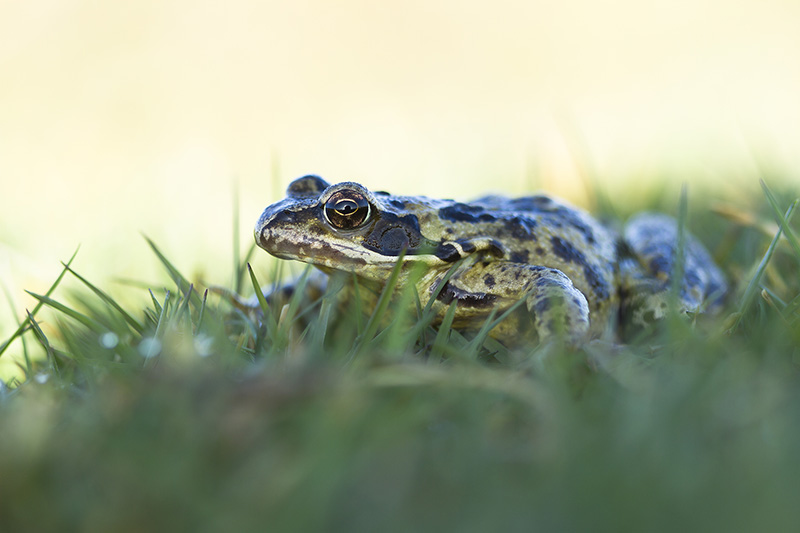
[348,251,406,363]
[175,283,195,326]
[306,278,340,352]
[760,180,800,260]
[463,295,532,359]
[2,284,33,376]
[25,310,58,376]
[670,183,688,308]
[63,263,144,334]
[398,259,467,347]
[430,301,458,360]
[143,236,202,308]
[247,263,279,344]
[24,291,106,334]
[195,289,208,335]
[0,247,79,358]
[731,200,797,331]
[148,289,163,315]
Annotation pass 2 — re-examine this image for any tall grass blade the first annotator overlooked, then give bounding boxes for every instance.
[143,236,202,308]
[24,291,105,334]
[0,247,79,358]
[2,284,32,376]
[348,251,406,363]
[307,274,344,352]
[760,180,800,260]
[63,264,144,334]
[247,263,279,344]
[430,301,458,360]
[195,289,208,335]
[670,183,689,311]
[25,310,58,376]
[463,296,530,359]
[399,258,466,347]
[148,289,163,315]
[732,200,797,331]
[142,291,170,364]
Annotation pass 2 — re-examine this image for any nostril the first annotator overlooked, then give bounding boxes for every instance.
[271,210,294,224]
[255,208,293,234]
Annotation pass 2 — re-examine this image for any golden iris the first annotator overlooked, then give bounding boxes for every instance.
[324,191,371,229]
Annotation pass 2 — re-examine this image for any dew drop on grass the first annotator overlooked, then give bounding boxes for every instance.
[138,337,162,358]
[193,334,213,357]
[34,373,49,384]
[100,332,119,349]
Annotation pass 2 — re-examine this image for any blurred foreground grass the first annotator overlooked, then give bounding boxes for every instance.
[1,178,799,532]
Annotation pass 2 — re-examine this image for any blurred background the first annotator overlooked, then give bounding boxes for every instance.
[2,0,799,373]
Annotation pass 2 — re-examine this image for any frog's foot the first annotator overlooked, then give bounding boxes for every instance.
[524,268,591,345]
[209,272,327,319]
[209,285,299,318]
[618,278,672,328]
[208,286,259,314]
[621,213,728,327]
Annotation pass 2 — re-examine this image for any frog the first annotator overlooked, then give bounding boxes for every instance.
[253,175,727,346]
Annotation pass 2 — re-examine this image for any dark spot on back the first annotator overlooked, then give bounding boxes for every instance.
[649,256,671,276]
[483,274,496,288]
[582,263,611,301]
[551,236,586,264]
[533,296,551,315]
[510,250,530,263]
[684,269,701,288]
[439,203,497,223]
[534,276,562,289]
[503,216,537,240]
[510,195,554,211]
[557,208,596,244]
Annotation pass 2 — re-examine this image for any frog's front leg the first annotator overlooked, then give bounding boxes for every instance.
[215,268,330,316]
[440,262,591,345]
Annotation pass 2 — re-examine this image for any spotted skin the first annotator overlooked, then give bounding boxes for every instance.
[253,175,727,346]
[620,213,727,327]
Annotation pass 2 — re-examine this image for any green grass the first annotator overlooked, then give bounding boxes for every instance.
[1,180,799,532]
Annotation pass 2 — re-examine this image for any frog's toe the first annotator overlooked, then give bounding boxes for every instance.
[624,285,721,333]
[628,292,669,327]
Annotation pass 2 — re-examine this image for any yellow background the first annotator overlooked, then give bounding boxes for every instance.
[1,1,799,371]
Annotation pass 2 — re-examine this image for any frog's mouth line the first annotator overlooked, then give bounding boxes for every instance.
[257,226,454,271]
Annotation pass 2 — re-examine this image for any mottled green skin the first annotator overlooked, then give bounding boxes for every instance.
[255,175,726,345]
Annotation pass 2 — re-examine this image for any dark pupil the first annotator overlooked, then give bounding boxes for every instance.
[336,199,357,215]
[325,192,370,229]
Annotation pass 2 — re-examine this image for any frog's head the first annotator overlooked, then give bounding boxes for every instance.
[255,175,455,279]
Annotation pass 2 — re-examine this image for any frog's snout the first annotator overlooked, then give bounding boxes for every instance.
[255,204,292,254]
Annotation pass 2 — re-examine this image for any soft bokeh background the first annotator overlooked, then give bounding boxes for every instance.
[2,0,799,373]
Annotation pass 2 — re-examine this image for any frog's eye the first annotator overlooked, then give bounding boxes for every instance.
[323,190,371,230]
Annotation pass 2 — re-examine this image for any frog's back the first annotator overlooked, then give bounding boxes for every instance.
[397,192,619,325]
